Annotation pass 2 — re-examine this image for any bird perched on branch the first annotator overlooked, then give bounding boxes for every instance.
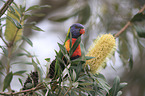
[48,23,85,79]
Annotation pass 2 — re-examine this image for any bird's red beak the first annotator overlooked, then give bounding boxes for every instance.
[80,28,85,34]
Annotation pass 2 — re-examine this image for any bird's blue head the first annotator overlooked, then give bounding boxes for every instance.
[68,23,85,38]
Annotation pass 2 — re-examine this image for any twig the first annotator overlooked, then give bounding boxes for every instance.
[0,0,14,17]
[0,83,45,95]
[114,4,145,38]
[64,86,72,96]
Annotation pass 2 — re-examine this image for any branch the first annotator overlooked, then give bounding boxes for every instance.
[0,0,14,17]
[0,83,45,95]
[64,86,72,96]
[114,4,145,38]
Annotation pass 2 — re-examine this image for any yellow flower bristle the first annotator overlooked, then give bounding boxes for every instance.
[86,34,116,73]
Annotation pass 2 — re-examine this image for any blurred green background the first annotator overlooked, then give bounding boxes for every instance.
[0,0,145,95]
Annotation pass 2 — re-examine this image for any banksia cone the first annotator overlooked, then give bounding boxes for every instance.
[23,71,39,90]
[86,34,116,73]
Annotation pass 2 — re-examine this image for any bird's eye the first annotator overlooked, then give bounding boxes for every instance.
[75,26,79,29]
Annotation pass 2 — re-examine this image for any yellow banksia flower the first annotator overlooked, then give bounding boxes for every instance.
[86,34,116,73]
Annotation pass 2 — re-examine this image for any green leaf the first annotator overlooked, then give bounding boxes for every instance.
[96,78,110,93]
[119,83,127,90]
[12,2,22,16]
[32,13,46,17]
[112,76,120,96]
[22,36,33,47]
[5,6,23,43]
[0,46,8,56]
[0,71,4,76]
[26,5,51,12]
[0,17,7,21]
[85,56,95,60]
[11,61,33,65]
[80,87,94,91]
[32,58,38,70]
[32,25,44,32]
[7,16,22,29]
[131,13,145,22]
[107,76,120,96]
[45,58,50,62]
[13,70,26,76]
[18,78,23,86]
[134,26,145,38]
[72,69,76,81]
[3,72,13,91]
[69,37,81,57]
[58,43,67,56]
[79,82,93,86]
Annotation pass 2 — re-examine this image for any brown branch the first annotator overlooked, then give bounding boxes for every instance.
[64,86,72,96]
[0,0,14,17]
[0,83,45,95]
[114,4,145,38]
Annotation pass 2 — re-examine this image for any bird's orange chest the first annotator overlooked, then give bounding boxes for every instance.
[65,38,81,58]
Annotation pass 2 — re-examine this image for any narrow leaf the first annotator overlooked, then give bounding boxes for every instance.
[85,56,95,60]
[72,69,76,81]
[58,43,67,56]
[26,5,50,11]
[5,6,23,42]
[119,83,127,90]
[22,36,33,47]
[69,37,81,57]
[134,26,145,38]
[45,58,50,62]
[0,46,8,56]
[3,72,13,91]
[13,70,26,76]
[32,25,44,32]
[18,78,23,86]
[131,13,145,22]
[7,16,22,29]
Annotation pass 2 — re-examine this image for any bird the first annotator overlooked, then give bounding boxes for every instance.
[48,23,85,79]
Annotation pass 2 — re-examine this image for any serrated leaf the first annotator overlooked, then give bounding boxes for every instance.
[32,25,44,32]
[131,13,145,22]
[22,36,33,47]
[13,70,26,76]
[3,72,13,91]
[134,26,145,38]
[5,6,23,43]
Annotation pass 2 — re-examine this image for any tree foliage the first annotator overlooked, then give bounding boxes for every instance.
[0,0,145,96]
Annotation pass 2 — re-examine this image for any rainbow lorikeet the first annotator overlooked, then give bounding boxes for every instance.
[48,23,85,79]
